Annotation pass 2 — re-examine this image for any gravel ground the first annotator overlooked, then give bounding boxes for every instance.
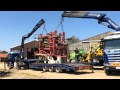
[0,62,120,79]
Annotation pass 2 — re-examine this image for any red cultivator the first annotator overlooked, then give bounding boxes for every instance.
[34,30,67,58]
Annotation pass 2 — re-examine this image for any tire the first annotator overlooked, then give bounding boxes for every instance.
[105,69,112,75]
[9,66,14,69]
[42,66,48,72]
[22,62,29,69]
[22,65,28,69]
[15,62,21,70]
[49,67,54,72]
[69,70,75,72]
[8,62,14,69]
[99,60,104,66]
[55,67,62,73]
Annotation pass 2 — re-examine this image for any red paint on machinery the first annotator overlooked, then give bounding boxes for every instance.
[34,30,67,57]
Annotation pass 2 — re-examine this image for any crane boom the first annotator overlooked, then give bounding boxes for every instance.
[62,11,120,31]
[20,19,45,59]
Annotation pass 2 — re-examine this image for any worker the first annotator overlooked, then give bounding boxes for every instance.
[68,51,75,63]
[79,49,85,62]
[68,50,72,63]
[74,48,80,63]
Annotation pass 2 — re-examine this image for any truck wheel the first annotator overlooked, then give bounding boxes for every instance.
[8,62,14,69]
[99,60,104,66]
[16,62,21,70]
[9,66,14,69]
[49,67,54,72]
[22,65,28,69]
[55,67,62,73]
[22,62,29,69]
[105,69,112,75]
[69,70,75,72]
[42,66,48,72]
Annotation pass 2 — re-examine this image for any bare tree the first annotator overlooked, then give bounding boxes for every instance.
[66,35,80,45]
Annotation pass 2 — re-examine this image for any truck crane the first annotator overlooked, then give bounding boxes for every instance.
[6,17,93,73]
[20,19,45,59]
[62,11,120,31]
[62,11,120,75]
[7,19,45,69]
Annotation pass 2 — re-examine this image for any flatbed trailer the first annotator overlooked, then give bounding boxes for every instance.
[15,59,94,73]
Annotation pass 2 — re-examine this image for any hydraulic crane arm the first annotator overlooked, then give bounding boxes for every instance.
[62,11,120,31]
[20,19,45,59]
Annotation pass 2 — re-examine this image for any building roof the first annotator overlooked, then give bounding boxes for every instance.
[104,33,120,40]
[10,40,38,49]
[81,31,113,41]
[81,40,101,43]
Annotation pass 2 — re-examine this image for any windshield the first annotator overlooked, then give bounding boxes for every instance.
[104,39,120,49]
[8,53,19,59]
[8,54,11,59]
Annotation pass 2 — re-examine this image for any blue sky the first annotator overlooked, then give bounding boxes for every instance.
[0,11,120,52]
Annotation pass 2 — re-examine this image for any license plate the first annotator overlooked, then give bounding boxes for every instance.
[111,63,120,66]
[116,67,120,69]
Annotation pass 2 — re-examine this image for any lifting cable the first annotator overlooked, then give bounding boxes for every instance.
[55,17,64,32]
[61,19,64,32]
[34,23,47,40]
[42,23,48,34]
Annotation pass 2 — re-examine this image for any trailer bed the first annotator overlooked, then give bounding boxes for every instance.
[28,62,93,72]
[65,63,92,70]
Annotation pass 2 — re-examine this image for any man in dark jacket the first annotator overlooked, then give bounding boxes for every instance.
[74,48,79,63]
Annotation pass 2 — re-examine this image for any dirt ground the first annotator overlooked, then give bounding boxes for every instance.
[0,62,120,79]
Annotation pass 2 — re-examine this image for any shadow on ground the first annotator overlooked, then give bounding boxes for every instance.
[93,67,104,70]
[0,71,11,77]
[31,68,94,75]
[64,71,93,75]
[108,72,120,76]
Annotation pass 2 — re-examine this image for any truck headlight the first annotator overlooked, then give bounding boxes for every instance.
[104,63,110,66]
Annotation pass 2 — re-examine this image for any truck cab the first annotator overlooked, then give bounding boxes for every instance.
[103,31,120,75]
[7,51,20,69]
